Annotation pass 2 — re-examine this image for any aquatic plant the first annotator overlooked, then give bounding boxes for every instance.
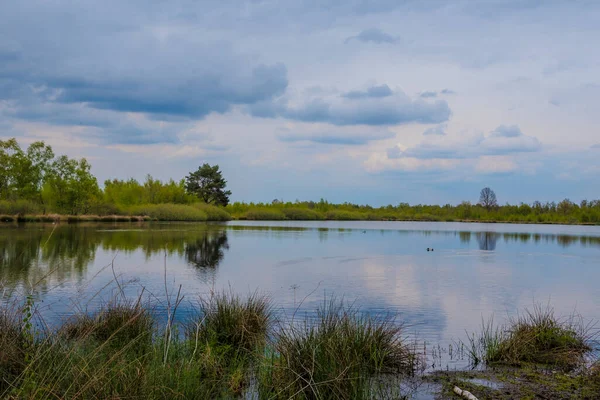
[465,303,593,369]
[259,298,417,399]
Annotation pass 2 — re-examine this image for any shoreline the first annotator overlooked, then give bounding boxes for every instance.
[2,213,600,227]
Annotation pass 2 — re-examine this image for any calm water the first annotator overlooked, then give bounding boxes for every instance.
[2,221,600,369]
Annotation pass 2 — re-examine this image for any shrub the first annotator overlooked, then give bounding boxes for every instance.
[191,203,231,221]
[128,204,208,221]
[0,200,42,216]
[281,208,323,220]
[325,210,363,220]
[244,208,286,221]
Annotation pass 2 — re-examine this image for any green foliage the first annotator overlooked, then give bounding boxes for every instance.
[0,139,54,202]
[244,208,286,220]
[190,203,231,221]
[226,198,600,224]
[188,291,272,357]
[325,210,363,220]
[465,304,592,370]
[127,204,209,221]
[42,156,101,215]
[104,175,193,207]
[0,200,42,216]
[281,207,323,220]
[0,306,26,394]
[260,299,416,399]
[185,164,232,206]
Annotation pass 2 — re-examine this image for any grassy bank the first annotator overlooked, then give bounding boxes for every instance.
[0,202,230,223]
[1,284,598,399]
[4,197,600,225]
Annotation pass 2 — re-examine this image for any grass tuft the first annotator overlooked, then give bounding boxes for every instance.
[60,300,154,355]
[260,299,416,399]
[465,304,593,369]
[188,290,272,357]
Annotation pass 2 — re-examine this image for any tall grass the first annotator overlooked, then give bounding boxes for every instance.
[0,305,26,394]
[259,299,417,399]
[187,290,273,356]
[128,204,209,221]
[190,203,231,221]
[464,304,593,369]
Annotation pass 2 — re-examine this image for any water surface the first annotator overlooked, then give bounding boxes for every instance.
[1,220,599,369]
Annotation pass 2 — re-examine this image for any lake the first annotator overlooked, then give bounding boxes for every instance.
[1,220,600,370]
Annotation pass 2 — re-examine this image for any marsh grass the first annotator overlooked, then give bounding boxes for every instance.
[187,290,273,357]
[0,305,26,394]
[128,204,209,221]
[465,304,593,369]
[2,290,270,399]
[259,299,417,399]
[191,203,231,221]
[59,299,154,355]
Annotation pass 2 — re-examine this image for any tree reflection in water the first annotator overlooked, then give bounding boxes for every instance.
[476,232,499,251]
[185,230,229,269]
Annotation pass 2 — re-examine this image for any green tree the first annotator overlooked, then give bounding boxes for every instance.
[43,156,100,214]
[185,164,231,206]
[0,139,54,203]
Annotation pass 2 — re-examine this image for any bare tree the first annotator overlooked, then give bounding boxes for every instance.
[479,187,498,210]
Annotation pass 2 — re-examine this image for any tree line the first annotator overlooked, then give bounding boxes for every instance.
[1,138,599,224]
[0,138,231,216]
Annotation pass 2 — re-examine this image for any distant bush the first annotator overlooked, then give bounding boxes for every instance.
[0,200,42,215]
[325,210,363,220]
[244,208,286,220]
[281,208,323,220]
[191,203,231,221]
[128,204,208,221]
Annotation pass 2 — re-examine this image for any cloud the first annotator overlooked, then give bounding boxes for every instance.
[0,24,289,123]
[591,144,600,149]
[474,155,517,174]
[345,28,398,44]
[423,124,447,136]
[440,89,456,95]
[278,128,395,145]
[420,91,438,98]
[388,124,541,160]
[250,88,452,126]
[342,85,393,99]
[490,124,524,138]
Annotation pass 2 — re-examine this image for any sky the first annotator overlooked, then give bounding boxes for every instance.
[1,0,599,206]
